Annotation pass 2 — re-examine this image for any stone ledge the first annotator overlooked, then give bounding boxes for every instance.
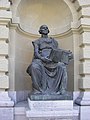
[28,98,73,111]
[0,101,14,107]
[0,10,12,19]
[0,0,10,10]
[29,92,73,101]
[26,110,73,118]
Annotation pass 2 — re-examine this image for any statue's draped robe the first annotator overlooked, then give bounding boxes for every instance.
[27,37,67,94]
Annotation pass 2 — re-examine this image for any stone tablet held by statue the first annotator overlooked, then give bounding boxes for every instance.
[26,25,73,98]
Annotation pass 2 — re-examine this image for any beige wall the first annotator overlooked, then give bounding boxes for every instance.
[14,31,33,91]
[9,28,35,91]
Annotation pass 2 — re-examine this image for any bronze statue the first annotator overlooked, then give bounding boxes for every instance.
[27,25,73,96]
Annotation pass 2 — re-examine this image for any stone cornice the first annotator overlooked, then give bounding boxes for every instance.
[9,20,90,40]
[9,21,79,39]
[0,18,11,25]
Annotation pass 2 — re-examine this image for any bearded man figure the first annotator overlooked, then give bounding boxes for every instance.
[27,25,73,96]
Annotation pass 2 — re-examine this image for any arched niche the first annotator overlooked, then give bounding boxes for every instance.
[16,0,73,35]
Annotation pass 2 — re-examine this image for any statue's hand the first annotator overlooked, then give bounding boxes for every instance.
[41,57,52,63]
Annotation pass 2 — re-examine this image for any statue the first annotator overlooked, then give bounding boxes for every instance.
[27,25,73,97]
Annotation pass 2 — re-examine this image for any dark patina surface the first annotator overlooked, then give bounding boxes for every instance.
[27,25,73,100]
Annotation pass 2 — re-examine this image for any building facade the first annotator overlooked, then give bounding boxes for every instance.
[0,0,90,120]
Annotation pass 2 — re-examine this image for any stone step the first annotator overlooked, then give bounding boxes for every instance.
[14,101,79,120]
[14,101,29,120]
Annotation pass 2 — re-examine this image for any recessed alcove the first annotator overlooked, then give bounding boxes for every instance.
[9,0,80,93]
[16,0,73,35]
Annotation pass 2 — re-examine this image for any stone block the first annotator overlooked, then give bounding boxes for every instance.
[79,7,90,18]
[79,62,90,75]
[28,99,73,111]
[80,18,90,26]
[0,108,14,120]
[79,32,90,46]
[79,46,90,60]
[15,116,28,120]
[0,0,10,10]
[0,10,12,19]
[82,7,90,16]
[0,26,9,39]
[14,101,29,120]
[26,99,73,120]
[75,92,90,119]
[0,75,9,89]
[0,41,8,55]
[80,106,90,120]
[0,59,8,72]
[79,77,90,89]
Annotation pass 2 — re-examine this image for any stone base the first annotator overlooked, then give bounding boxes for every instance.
[14,101,28,120]
[26,98,73,120]
[0,92,14,107]
[0,92,14,120]
[75,92,90,120]
[14,100,79,120]
[0,108,14,120]
[29,92,73,100]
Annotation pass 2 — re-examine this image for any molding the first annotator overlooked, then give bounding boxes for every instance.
[0,0,10,10]
[9,19,90,39]
[9,21,81,39]
[0,18,11,25]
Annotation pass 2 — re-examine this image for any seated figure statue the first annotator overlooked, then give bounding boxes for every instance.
[27,25,73,95]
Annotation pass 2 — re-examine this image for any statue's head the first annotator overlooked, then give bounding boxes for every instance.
[39,25,49,35]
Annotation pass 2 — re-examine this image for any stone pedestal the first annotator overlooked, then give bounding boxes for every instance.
[0,92,14,120]
[26,98,73,120]
[75,92,90,120]
[29,92,73,100]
